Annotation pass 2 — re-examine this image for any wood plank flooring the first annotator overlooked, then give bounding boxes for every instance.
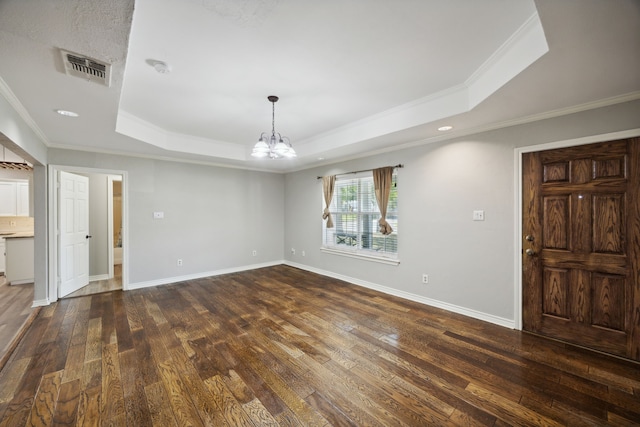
[64,265,123,299]
[0,265,639,426]
[0,276,36,371]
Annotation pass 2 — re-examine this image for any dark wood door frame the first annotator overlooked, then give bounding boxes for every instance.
[515,130,640,332]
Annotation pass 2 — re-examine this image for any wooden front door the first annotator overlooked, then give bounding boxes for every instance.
[522,138,640,361]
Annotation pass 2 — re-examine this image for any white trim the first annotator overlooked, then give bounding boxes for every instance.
[127,260,284,290]
[89,274,109,282]
[48,143,284,175]
[513,128,640,331]
[9,279,33,286]
[107,176,115,279]
[0,76,50,147]
[466,12,548,109]
[287,92,640,175]
[116,111,246,161]
[47,166,57,302]
[320,247,400,266]
[286,261,514,329]
[31,298,50,307]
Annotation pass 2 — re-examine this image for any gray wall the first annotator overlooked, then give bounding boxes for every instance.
[84,172,109,277]
[47,150,286,286]
[284,100,640,322]
[3,81,640,321]
[0,93,48,302]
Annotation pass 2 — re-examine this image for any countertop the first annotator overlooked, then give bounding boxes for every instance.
[1,232,34,239]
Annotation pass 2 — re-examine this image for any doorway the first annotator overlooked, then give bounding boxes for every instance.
[520,137,640,361]
[49,166,128,302]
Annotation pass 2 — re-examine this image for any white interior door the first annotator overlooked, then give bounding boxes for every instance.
[59,171,90,297]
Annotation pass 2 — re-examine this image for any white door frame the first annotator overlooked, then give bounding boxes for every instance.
[48,165,129,303]
[513,128,640,331]
[107,174,123,279]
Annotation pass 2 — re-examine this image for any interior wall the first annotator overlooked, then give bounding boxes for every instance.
[0,93,48,303]
[113,180,122,246]
[47,149,286,287]
[82,172,109,277]
[284,99,640,324]
[0,97,47,166]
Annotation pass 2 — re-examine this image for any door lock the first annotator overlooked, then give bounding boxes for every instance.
[525,235,534,242]
[525,248,535,256]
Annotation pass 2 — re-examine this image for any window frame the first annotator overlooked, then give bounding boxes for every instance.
[320,171,399,265]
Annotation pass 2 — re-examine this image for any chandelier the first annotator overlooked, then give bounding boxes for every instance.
[251,95,296,159]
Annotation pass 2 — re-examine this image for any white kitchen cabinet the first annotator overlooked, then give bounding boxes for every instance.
[17,182,29,216]
[5,236,34,285]
[0,180,29,216]
[0,181,17,216]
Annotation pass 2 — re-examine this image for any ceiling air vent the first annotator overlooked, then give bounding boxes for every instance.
[60,49,111,87]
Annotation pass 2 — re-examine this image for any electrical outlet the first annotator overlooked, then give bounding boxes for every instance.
[422,274,429,284]
[10,221,16,227]
[301,250,305,257]
[252,250,257,256]
[473,210,485,221]
[291,248,296,255]
[177,259,183,266]
[153,211,164,219]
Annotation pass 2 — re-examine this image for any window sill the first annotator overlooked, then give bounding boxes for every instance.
[320,247,400,266]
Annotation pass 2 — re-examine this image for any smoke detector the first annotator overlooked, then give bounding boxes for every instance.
[59,49,111,87]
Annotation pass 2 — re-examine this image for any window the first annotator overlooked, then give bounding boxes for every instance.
[322,172,398,263]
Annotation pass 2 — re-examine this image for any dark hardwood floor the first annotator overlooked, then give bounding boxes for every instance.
[0,276,37,372]
[0,265,638,426]
[64,265,123,299]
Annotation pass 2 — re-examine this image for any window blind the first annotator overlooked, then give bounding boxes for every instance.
[322,172,398,257]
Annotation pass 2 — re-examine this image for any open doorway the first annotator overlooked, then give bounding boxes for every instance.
[49,165,127,301]
[62,173,124,298]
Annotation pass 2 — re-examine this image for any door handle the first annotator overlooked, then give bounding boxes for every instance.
[525,235,534,242]
[86,235,92,239]
[525,248,535,256]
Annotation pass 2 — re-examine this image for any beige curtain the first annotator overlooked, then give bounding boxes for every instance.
[322,175,336,228]
[373,167,394,235]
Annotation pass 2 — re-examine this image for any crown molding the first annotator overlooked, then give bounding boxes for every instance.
[0,76,50,146]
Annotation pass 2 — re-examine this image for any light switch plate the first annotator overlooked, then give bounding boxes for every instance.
[153,211,164,219]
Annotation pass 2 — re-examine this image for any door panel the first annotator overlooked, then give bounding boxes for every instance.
[59,171,90,297]
[523,138,640,361]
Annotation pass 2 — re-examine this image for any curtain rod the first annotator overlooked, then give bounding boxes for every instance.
[316,164,403,180]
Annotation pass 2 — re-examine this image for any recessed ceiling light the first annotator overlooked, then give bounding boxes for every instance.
[438,125,453,131]
[56,109,79,117]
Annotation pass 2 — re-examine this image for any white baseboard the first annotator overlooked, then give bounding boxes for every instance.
[285,261,515,329]
[127,260,285,291]
[10,279,33,286]
[32,298,50,307]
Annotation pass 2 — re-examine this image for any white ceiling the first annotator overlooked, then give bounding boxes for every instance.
[0,0,639,172]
